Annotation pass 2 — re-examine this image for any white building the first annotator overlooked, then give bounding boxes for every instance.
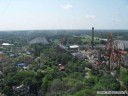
[69,45,79,52]
[69,45,79,49]
[1,43,13,46]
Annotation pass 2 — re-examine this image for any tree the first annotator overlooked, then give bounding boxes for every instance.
[46,79,64,96]
[120,68,128,90]
[74,89,95,96]
[3,86,13,96]
[94,74,120,91]
[42,74,53,95]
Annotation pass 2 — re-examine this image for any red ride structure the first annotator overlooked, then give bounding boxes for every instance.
[105,33,127,76]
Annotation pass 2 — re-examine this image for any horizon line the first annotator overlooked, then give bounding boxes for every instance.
[0,29,128,32]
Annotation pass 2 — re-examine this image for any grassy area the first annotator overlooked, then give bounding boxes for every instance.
[77,35,101,43]
[54,39,60,44]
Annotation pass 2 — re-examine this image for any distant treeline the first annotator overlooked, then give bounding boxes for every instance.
[0,30,128,44]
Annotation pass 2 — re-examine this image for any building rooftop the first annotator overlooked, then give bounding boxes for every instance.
[1,43,13,46]
[69,45,79,48]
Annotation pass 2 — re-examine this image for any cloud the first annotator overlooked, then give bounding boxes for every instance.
[85,15,96,20]
[61,4,73,10]
[113,18,120,23]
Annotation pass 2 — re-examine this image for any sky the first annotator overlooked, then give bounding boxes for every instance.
[0,0,128,30]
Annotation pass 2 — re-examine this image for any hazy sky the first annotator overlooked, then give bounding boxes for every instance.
[0,0,128,30]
